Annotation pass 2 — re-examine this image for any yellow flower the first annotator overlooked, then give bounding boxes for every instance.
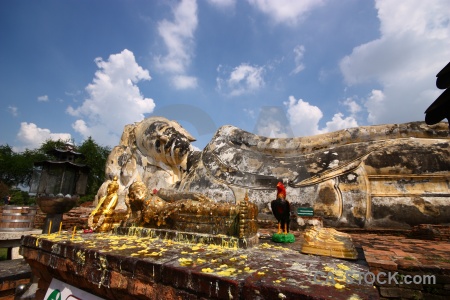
[178,258,193,266]
[334,283,345,289]
[202,268,214,273]
[217,268,236,276]
[337,263,350,271]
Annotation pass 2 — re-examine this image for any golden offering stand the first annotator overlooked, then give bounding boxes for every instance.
[301,227,358,260]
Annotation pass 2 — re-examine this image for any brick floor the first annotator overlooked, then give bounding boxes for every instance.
[350,231,450,299]
[350,233,450,272]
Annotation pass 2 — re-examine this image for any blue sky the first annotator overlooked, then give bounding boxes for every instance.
[1,0,449,152]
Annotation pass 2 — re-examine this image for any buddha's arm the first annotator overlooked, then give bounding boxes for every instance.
[104,195,118,215]
[90,196,106,215]
[157,188,212,202]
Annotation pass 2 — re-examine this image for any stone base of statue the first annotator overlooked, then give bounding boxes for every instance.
[301,227,358,260]
[271,232,295,243]
[141,199,259,238]
[91,210,127,233]
[114,226,259,248]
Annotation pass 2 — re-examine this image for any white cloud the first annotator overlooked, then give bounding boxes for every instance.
[284,96,359,137]
[154,0,198,89]
[248,0,325,25]
[255,121,289,138]
[291,45,305,75]
[364,89,386,124]
[322,113,358,133]
[342,97,361,115]
[16,122,71,151]
[284,96,323,136]
[37,95,49,102]
[253,106,293,138]
[340,0,450,125]
[172,75,198,89]
[8,106,18,117]
[67,49,155,147]
[217,63,265,96]
[243,108,256,119]
[206,0,235,9]
[71,119,89,137]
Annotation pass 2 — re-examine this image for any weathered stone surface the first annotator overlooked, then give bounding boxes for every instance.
[101,118,450,229]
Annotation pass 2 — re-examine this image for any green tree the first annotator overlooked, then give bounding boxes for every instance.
[0,145,43,188]
[0,181,9,204]
[37,139,68,156]
[76,137,111,202]
[0,145,15,186]
[8,188,32,205]
[0,137,110,205]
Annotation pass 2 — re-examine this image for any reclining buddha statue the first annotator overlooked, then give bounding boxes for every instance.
[96,116,450,230]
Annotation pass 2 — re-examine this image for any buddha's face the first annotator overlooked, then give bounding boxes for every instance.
[129,183,148,202]
[127,182,148,211]
[135,118,195,170]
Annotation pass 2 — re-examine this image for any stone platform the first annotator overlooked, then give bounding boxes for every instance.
[16,227,450,299]
[20,230,379,300]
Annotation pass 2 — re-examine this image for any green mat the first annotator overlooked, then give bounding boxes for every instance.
[271,233,295,243]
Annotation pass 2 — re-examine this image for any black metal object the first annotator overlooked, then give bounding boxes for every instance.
[42,214,63,235]
[37,196,78,234]
[425,62,450,131]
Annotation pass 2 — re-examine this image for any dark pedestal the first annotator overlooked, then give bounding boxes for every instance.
[42,214,63,234]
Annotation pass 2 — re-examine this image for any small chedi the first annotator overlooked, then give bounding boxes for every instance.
[95,116,450,231]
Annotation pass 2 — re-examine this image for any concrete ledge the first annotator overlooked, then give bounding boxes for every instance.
[20,232,378,300]
[0,259,32,300]
[0,230,42,259]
